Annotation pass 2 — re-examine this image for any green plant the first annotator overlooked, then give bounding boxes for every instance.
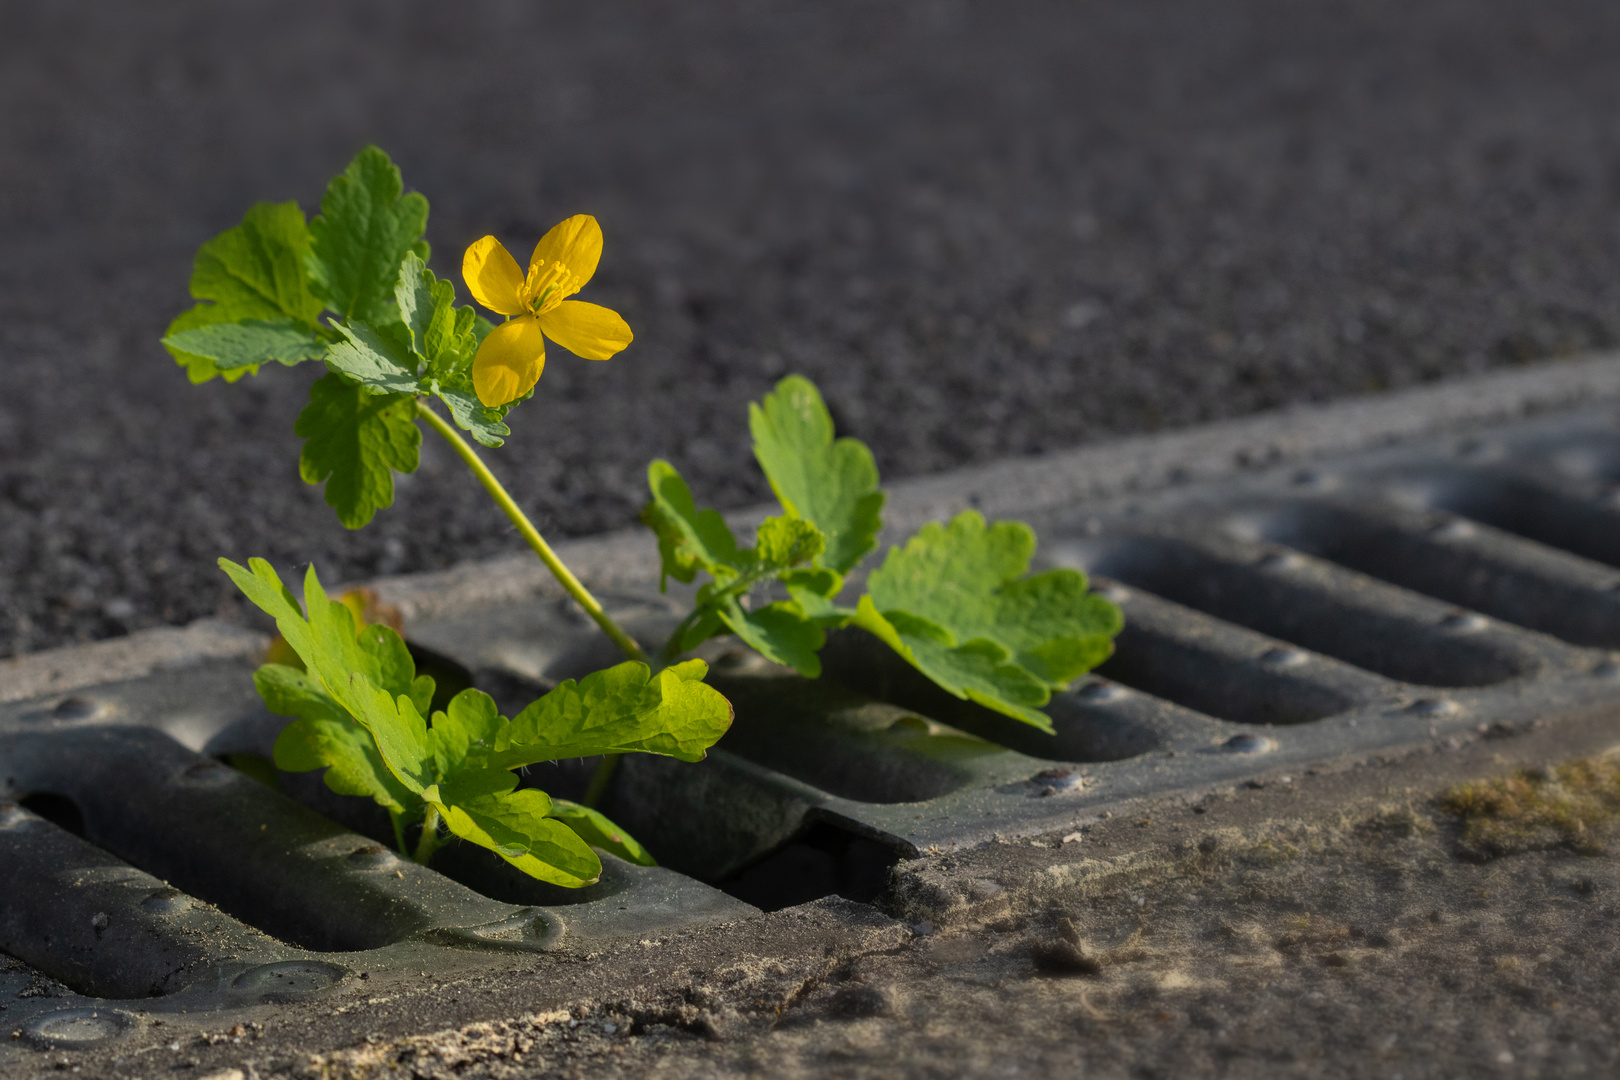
[221,557,729,885]
[644,376,1123,731]
[168,146,1124,883]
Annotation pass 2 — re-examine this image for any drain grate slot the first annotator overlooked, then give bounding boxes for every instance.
[5,726,520,953]
[1092,583,1402,725]
[818,627,1234,761]
[0,804,281,998]
[1238,499,1620,649]
[707,672,1007,804]
[1395,466,1620,570]
[1072,533,1554,688]
[716,821,900,912]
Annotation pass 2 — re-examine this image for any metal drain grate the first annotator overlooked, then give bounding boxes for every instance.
[8,358,1620,1058]
[406,404,1620,910]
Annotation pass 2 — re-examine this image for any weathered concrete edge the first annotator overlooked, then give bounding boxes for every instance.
[0,618,267,705]
[5,351,1619,702]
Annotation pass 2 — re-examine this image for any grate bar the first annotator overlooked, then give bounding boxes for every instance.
[0,805,282,999]
[1239,496,1620,649]
[1090,580,1406,725]
[4,726,527,953]
[1067,528,1578,688]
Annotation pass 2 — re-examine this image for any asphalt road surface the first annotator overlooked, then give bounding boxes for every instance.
[5,0,1620,658]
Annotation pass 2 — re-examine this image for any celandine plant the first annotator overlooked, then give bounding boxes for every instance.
[166,147,1124,886]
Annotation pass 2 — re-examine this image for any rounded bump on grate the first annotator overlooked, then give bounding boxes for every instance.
[1077,680,1130,703]
[1406,698,1459,717]
[1438,612,1488,633]
[22,1008,133,1048]
[140,887,192,915]
[231,961,349,1002]
[1222,733,1275,754]
[345,844,400,870]
[1258,646,1309,669]
[1254,551,1303,572]
[50,696,104,720]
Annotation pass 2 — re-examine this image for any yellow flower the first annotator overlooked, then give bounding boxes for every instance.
[461,215,633,407]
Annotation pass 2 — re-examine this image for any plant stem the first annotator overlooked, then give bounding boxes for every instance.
[413,805,443,865]
[657,608,707,670]
[582,754,620,809]
[415,399,647,664]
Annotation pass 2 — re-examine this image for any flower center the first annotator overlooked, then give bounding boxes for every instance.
[524,260,573,315]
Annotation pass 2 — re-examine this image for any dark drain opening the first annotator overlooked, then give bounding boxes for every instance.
[1082,536,1532,688]
[18,793,85,837]
[819,627,1164,761]
[1404,469,1620,570]
[716,823,899,912]
[1239,501,1620,649]
[1094,623,1365,726]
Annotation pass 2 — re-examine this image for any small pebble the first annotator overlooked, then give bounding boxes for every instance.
[828,985,892,1018]
[1031,939,1101,976]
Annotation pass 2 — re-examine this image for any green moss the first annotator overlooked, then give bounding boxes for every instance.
[1439,757,1620,860]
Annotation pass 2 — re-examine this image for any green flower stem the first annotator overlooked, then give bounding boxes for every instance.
[415,399,647,665]
[413,805,444,865]
[582,754,620,810]
[657,608,706,669]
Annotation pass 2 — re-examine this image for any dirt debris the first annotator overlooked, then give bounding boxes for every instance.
[1439,755,1620,860]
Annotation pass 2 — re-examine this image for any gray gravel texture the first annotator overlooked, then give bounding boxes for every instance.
[5,0,1620,658]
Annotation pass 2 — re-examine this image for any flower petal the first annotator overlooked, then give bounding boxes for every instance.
[539,300,634,361]
[463,236,528,316]
[529,215,603,298]
[472,316,547,406]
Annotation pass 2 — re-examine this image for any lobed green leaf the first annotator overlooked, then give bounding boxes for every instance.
[750,375,885,574]
[716,597,825,677]
[324,319,422,393]
[162,318,326,371]
[295,374,421,529]
[439,790,602,887]
[493,659,733,768]
[854,511,1123,730]
[164,200,322,382]
[641,460,743,588]
[307,146,430,325]
[259,663,421,816]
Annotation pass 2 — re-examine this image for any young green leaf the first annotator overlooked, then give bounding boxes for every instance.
[717,597,826,676]
[259,663,422,817]
[750,375,885,574]
[642,459,744,587]
[853,511,1123,730]
[549,799,656,866]
[491,658,733,768]
[164,200,322,383]
[754,515,826,571]
[324,320,422,393]
[434,384,513,448]
[295,374,421,529]
[439,789,603,887]
[394,252,460,365]
[307,146,430,325]
[162,319,326,370]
